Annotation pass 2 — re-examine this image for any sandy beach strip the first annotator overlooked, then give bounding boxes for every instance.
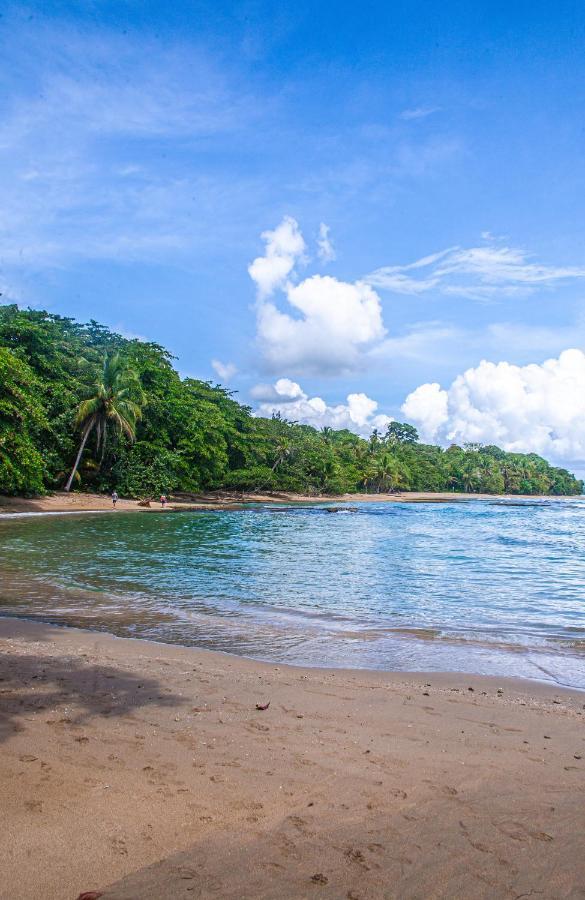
[1,489,581,518]
[0,617,584,899]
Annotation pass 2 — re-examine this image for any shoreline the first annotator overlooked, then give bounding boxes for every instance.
[4,615,583,697]
[1,609,584,694]
[1,617,584,899]
[1,488,583,517]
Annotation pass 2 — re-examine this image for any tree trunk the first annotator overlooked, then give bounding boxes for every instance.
[99,421,108,468]
[64,422,93,492]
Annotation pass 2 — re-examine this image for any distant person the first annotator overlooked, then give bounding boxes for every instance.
[112,491,119,507]
[160,493,168,508]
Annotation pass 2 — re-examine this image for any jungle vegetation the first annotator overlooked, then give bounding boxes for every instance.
[0,305,582,497]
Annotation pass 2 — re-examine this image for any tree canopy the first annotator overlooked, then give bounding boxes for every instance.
[0,304,582,498]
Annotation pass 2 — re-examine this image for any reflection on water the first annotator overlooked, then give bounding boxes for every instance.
[0,500,585,687]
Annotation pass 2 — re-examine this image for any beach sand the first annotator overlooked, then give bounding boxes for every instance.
[0,618,584,899]
[0,489,579,517]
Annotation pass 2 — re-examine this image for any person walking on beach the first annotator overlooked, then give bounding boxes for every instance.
[112,490,119,507]
[160,493,167,508]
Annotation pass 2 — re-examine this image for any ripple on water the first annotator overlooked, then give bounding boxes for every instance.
[0,500,584,687]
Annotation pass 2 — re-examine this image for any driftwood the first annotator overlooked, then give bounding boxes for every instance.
[137,499,152,507]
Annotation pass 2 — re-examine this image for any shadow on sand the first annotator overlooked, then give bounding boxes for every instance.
[0,621,182,743]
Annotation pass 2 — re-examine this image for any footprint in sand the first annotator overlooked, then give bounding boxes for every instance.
[423,780,458,797]
[110,836,128,855]
[494,820,553,842]
[286,815,315,836]
[367,843,384,853]
[344,848,370,870]
[24,800,43,812]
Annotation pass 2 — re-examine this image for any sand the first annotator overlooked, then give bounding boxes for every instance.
[1,489,580,517]
[0,618,584,899]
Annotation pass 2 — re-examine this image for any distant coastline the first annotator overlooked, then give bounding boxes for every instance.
[1,489,584,516]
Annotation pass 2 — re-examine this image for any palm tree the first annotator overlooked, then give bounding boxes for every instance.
[461,467,481,493]
[270,436,292,471]
[372,453,406,493]
[368,429,381,455]
[64,353,144,492]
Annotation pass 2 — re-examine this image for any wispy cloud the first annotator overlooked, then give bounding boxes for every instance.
[399,106,442,121]
[365,243,585,300]
[0,14,266,275]
[370,321,465,363]
[316,222,336,263]
[211,359,238,381]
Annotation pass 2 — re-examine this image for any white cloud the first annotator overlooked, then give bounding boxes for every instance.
[402,348,585,466]
[317,222,336,263]
[401,382,449,439]
[366,243,585,300]
[250,378,306,402]
[256,274,386,375]
[250,218,386,375]
[252,378,390,435]
[248,216,306,298]
[211,359,238,381]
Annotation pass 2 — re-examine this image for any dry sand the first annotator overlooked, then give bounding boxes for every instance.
[0,489,578,517]
[0,618,584,899]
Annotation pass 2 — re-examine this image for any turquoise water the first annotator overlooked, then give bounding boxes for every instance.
[1,500,584,687]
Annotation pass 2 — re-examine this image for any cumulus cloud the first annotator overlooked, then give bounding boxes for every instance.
[366,244,585,300]
[256,274,386,374]
[252,378,390,435]
[250,217,386,375]
[402,348,585,465]
[248,216,306,298]
[317,222,336,263]
[211,359,238,381]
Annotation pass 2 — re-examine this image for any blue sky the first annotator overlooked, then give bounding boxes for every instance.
[3,1,585,468]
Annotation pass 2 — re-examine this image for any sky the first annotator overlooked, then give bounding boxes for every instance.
[3,1,585,471]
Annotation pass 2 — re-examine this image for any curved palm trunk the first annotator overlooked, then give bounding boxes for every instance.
[99,421,108,468]
[64,421,93,492]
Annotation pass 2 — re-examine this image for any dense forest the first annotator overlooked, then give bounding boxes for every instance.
[0,304,582,498]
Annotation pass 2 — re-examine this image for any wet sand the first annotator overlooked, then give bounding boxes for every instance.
[1,617,584,899]
[0,489,580,517]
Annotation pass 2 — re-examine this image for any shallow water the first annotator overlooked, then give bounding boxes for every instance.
[1,500,584,687]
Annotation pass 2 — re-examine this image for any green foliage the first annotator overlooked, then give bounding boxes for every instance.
[385,420,419,445]
[0,347,46,494]
[112,442,186,497]
[0,305,582,498]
